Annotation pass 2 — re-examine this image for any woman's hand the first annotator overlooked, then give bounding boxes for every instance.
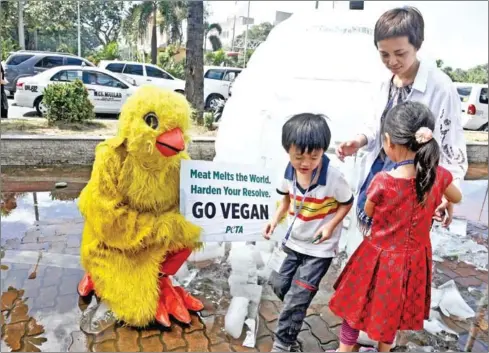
[336,135,367,161]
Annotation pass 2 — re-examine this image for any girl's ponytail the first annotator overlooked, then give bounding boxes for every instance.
[413,127,440,204]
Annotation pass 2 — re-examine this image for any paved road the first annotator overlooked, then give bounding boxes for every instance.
[4,97,38,119]
[4,97,118,120]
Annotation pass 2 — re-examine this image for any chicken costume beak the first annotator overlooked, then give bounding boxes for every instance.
[155,128,185,157]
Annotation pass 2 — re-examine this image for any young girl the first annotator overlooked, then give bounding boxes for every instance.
[328,101,462,352]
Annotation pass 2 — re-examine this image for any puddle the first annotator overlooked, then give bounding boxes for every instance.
[0,166,487,352]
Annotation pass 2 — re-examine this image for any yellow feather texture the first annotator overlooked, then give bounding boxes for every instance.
[78,86,202,326]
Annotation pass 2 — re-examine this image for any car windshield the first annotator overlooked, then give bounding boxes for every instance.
[457,87,472,102]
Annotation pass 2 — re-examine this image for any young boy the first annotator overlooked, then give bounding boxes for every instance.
[263,113,354,352]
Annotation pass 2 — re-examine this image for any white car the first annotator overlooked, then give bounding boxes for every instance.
[99,60,185,94]
[455,82,488,131]
[14,66,138,115]
[204,66,242,109]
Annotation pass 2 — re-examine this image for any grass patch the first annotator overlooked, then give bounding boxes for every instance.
[1,117,216,137]
[1,118,114,136]
[1,119,47,133]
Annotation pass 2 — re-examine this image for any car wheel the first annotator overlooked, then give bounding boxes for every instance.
[35,96,47,116]
[479,123,489,132]
[175,89,185,95]
[206,94,224,110]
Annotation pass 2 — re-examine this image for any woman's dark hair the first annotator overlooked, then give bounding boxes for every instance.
[282,113,331,154]
[381,101,440,204]
[374,6,424,50]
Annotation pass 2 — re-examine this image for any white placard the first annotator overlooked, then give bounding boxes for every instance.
[180,160,277,242]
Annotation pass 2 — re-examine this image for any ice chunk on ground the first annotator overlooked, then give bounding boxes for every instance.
[424,310,458,340]
[243,318,257,348]
[174,262,198,287]
[228,242,257,284]
[225,297,250,339]
[405,342,435,352]
[189,243,225,263]
[431,219,488,270]
[432,280,476,320]
[80,298,117,335]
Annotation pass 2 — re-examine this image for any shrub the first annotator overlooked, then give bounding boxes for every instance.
[204,112,215,130]
[43,79,95,124]
[158,46,185,80]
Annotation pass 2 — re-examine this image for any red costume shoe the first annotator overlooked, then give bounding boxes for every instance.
[78,273,95,296]
[155,248,204,327]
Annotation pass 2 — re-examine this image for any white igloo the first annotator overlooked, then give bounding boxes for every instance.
[214,8,386,250]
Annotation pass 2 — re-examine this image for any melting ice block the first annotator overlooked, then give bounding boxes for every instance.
[431,280,475,320]
[225,297,250,339]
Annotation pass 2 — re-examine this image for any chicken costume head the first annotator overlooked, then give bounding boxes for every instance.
[77,86,203,327]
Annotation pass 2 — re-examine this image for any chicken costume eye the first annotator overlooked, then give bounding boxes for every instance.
[144,113,159,130]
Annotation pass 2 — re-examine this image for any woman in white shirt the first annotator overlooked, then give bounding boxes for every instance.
[337,6,467,235]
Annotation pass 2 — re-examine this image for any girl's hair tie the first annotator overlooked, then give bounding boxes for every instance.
[415,127,433,144]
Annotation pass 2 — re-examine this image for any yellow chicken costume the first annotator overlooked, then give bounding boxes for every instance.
[77,86,203,327]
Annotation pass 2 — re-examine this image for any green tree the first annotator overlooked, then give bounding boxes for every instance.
[80,0,125,47]
[1,0,123,56]
[204,22,222,52]
[123,1,189,64]
[235,22,274,44]
[437,58,488,84]
[466,64,488,84]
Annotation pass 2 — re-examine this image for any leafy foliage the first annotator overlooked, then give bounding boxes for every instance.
[158,46,185,79]
[1,0,124,56]
[204,112,215,130]
[87,41,121,66]
[205,22,223,51]
[235,22,274,44]
[438,59,488,84]
[43,80,95,124]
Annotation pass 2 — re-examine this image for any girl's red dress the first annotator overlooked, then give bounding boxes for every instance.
[329,166,453,343]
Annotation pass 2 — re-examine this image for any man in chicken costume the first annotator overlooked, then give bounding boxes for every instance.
[77,86,204,327]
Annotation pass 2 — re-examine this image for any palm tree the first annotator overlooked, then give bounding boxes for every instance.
[185,0,205,125]
[123,1,190,63]
[159,0,187,46]
[122,1,157,63]
[204,22,222,52]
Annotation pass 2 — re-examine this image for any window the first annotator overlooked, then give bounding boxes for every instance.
[66,57,83,66]
[6,54,33,66]
[82,71,125,88]
[123,64,144,76]
[204,69,225,80]
[456,87,472,103]
[106,63,125,73]
[35,56,64,68]
[223,71,241,82]
[51,70,80,82]
[146,65,173,80]
[479,88,488,104]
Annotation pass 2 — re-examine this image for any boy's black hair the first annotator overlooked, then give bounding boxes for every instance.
[381,101,440,204]
[282,113,331,154]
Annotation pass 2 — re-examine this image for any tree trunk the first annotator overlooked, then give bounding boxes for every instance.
[151,1,158,64]
[185,0,205,125]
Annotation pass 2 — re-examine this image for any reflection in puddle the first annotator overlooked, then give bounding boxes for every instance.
[1,286,47,352]
[0,166,487,352]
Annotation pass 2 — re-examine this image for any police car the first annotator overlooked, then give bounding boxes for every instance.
[14,65,139,115]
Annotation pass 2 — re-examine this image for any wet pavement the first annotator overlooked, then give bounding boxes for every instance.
[1,167,488,352]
